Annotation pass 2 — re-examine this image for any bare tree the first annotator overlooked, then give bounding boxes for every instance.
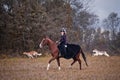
[103,12,120,40]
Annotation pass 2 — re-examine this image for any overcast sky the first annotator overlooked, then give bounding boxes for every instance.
[92,0,120,21]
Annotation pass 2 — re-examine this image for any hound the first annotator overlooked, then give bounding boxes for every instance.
[92,49,110,57]
[23,51,42,58]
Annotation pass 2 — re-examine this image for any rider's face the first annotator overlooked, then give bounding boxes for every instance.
[61,32,64,35]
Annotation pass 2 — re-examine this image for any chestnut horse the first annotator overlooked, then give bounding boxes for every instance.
[39,37,88,70]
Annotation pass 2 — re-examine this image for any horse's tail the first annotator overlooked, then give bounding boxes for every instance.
[80,49,88,66]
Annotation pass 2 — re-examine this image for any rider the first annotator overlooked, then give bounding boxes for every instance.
[57,28,67,56]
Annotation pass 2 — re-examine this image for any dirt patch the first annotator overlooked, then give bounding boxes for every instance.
[0,55,120,80]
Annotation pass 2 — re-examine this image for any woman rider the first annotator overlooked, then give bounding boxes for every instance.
[57,28,67,56]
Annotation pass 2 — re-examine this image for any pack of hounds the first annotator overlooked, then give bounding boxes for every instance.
[23,49,110,58]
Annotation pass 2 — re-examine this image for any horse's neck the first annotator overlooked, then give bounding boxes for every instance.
[47,39,56,49]
[47,38,58,54]
[48,39,54,46]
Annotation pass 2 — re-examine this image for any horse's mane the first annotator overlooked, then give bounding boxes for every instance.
[46,37,55,44]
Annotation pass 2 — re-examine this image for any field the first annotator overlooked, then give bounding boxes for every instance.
[0,55,120,80]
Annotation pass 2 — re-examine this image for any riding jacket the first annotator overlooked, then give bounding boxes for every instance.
[60,34,67,45]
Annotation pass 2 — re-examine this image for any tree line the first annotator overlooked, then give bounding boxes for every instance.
[0,0,120,57]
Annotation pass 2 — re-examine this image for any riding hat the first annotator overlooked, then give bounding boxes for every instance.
[61,28,66,33]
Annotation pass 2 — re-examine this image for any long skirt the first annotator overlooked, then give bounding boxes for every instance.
[58,44,80,59]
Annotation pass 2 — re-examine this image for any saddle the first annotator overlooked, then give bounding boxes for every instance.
[58,44,80,59]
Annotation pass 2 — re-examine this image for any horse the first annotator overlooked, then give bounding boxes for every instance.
[39,37,88,70]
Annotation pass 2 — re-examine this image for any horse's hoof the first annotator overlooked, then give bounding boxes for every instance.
[58,67,61,70]
[47,68,49,71]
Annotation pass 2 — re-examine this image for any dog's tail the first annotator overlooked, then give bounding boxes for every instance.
[37,53,42,56]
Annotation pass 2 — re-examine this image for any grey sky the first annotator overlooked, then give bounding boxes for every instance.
[92,0,120,21]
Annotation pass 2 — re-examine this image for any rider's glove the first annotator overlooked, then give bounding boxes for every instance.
[65,45,67,48]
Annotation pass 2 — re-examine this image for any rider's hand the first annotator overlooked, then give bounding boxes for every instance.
[65,45,67,47]
[56,41,59,43]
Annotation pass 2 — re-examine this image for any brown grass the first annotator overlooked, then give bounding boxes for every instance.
[0,55,120,80]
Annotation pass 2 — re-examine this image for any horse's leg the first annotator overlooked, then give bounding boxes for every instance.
[77,58,81,70]
[56,58,61,70]
[69,58,77,68]
[47,57,57,70]
[76,53,82,70]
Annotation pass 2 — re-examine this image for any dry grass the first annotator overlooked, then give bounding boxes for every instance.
[0,55,120,80]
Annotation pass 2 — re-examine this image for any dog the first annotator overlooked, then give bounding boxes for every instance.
[92,49,110,57]
[23,51,42,58]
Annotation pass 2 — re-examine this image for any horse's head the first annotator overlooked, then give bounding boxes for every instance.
[39,37,49,48]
